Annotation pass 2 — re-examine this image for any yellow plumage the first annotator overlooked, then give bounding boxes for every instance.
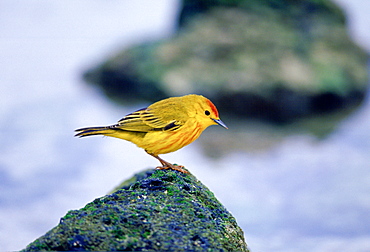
[75,94,227,173]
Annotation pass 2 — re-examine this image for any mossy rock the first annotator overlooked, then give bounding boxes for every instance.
[83,0,368,123]
[22,169,249,251]
[177,0,347,28]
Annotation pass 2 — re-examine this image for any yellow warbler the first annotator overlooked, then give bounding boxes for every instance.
[75,94,227,173]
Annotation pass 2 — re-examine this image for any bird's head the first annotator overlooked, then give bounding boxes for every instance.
[189,95,228,129]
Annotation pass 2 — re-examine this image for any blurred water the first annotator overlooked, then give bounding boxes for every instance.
[0,1,369,251]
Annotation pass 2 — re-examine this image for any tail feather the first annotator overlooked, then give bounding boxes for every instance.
[74,126,113,137]
[75,125,145,145]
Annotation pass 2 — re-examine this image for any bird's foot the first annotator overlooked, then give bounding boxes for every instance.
[156,163,189,174]
[147,152,189,174]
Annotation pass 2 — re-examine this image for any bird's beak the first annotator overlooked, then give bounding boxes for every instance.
[213,118,228,129]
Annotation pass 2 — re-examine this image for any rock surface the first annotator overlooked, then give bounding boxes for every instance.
[83,0,368,123]
[22,169,249,251]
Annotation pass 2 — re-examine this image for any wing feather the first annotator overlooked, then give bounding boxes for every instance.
[114,108,182,132]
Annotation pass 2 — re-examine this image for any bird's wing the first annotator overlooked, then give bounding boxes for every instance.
[115,108,183,132]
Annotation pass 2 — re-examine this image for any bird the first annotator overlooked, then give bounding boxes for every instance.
[75,94,227,173]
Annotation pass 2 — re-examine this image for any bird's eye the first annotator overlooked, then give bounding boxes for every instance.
[205,110,210,116]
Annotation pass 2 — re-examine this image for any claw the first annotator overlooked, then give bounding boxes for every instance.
[146,151,189,174]
[156,164,189,174]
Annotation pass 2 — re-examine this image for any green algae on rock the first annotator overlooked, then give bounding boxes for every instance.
[83,0,368,123]
[22,169,249,251]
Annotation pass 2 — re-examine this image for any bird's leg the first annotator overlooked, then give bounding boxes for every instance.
[146,151,189,174]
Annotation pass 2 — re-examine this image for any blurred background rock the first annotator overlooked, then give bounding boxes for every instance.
[84,0,368,123]
[82,0,369,155]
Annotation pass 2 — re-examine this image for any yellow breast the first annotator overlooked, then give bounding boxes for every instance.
[137,119,203,155]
